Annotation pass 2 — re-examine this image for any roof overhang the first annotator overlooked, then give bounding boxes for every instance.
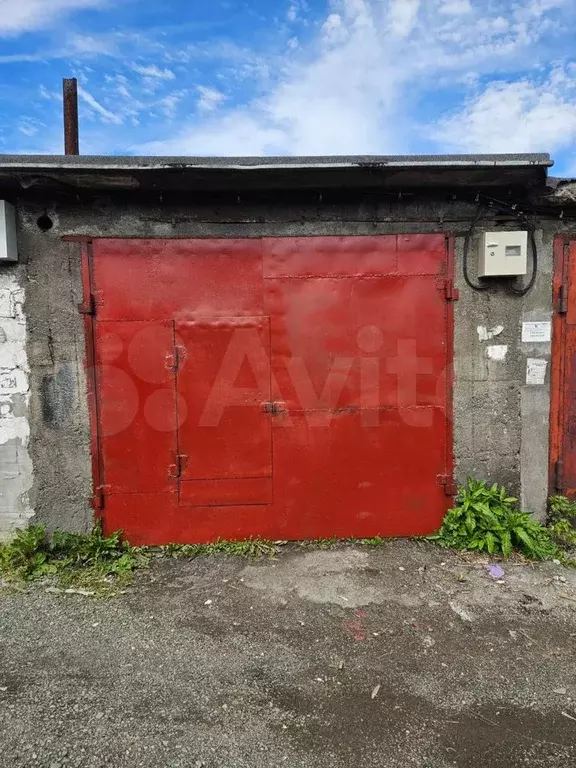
[0,153,553,195]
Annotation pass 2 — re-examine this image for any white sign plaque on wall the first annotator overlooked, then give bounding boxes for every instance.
[526,358,548,386]
[522,321,551,343]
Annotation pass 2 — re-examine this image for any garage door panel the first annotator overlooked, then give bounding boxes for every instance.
[92,239,264,322]
[103,492,277,546]
[266,275,446,410]
[271,408,448,538]
[94,320,177,494]
[179,478,272,507]
[263,236,397,278]
[397,234,446,275]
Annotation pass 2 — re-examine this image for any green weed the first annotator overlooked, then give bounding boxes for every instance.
[356,537,385,546]
[297,537,339,550]
[159,538,278,559]
[0,524,148,593]
[548,496,576,552]
[429,477,560,560]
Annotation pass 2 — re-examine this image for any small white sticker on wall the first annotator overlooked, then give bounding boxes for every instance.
[522,321,551,343]
[526,358,548,385]
[486,345,508,361]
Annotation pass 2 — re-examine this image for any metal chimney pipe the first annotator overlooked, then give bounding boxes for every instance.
[63,78,80,155]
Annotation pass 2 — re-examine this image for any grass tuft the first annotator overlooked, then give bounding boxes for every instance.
[159,538,278,560]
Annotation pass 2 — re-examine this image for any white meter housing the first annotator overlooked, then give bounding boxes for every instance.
[478,231,528,277]
[0,201,17,263]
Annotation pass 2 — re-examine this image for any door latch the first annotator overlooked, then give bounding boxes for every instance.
[262,401,283,416]
[168,454,189,479]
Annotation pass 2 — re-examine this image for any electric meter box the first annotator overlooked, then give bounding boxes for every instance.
[0,201,17,263]
[478,231,528,277]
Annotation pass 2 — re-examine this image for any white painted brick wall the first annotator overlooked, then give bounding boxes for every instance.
[0,272,33,538]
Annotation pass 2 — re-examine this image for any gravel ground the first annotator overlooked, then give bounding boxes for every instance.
[1,540,576,768]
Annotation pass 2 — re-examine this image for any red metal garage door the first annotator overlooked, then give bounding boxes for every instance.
[551,238,576,496]
[85,236,454,545]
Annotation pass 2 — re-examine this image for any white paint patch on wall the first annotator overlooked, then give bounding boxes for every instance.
[477,325,504,342]
[0,272,34,538]
[486,345,508,361]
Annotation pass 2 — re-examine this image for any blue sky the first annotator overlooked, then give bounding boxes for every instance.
[0,0,575,174]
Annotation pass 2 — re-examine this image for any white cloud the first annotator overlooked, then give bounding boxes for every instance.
[0,30,138,62]
[18,120,43,137]
[158,91,187,118]
[435,67,576,153]
[66,32,118,57]
[132,64,175,80]
[287,0,308,22]
[39,85,58,101]
[196,86,226,113]
[137,0,568,157]
[140,113,286,156]
[78,85,123,124]
[438,0,471,14]
[321,13,348,44]
[0,0,107,36]
[387,0,421,37]
[136,0,401,156]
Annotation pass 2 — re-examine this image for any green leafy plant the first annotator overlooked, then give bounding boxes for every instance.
[548,496,576,551]
[549,495,576,521]
[0,523,148,591]
[0,525,55,580]
[429,477,560,560]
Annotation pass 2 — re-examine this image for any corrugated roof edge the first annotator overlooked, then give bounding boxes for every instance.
[0,153,554,171]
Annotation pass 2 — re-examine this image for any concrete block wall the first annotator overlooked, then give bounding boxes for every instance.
[0,193,563,535]
[453,229,554,519]
[19,219,93,535]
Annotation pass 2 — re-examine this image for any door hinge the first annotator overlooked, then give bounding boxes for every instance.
[166,345,185,373]
[437,474,457,497]
[559,284,568,315]
[91,489,104,511]
[442,279,460,302]
[78,293,96,316]
[559,243,570,315]
[169,453,189,479]
[554,458,564,492]
[262,401,280,415]
[91,484,110,510]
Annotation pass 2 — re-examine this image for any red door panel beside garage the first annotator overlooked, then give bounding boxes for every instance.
[552,239,576,497]
[89,236,453,544]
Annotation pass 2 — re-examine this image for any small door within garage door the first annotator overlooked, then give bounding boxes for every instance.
[89,236,454,545]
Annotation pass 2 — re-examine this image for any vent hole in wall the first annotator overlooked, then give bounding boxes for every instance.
[37,214,53,232]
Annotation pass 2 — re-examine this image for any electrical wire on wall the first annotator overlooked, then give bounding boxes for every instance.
[462,194,539,297]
